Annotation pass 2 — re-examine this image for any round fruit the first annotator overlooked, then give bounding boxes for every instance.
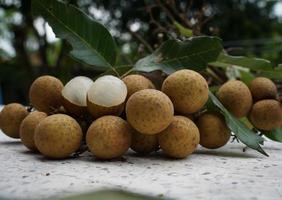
[126,89,174,134]
[249,77,277,101]
[87,75,127,119]
[86,116,132,160]
[158,116,200,159]
[122,74,155,100]
[20,111,47,151]
[29,75,63,113]
[217,80,253,118]
[34,114,83,159]
[196,112,231,149]
[161,69,209,114]
[249,100,282,131]
[62,76,93,116]
[0,103,28,138]
[131,129,159,155]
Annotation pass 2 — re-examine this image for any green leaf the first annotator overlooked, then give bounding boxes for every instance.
[208,92,268,156]
[259,65,282,80]
[239,70,255,85]
[95,65,133,78]
[263,127,282,143]
[54,190,163,200]
[134,36,223,74]
[32,0,117,70]
[209,53,282,81]
[173,21,193,37]
[210,52,273,71]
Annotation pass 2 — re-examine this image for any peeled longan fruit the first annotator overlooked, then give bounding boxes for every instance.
[62,76,93,116]
[218,80,253,118]
[158,116,200,159]
[161,69,209,114]
[249,77,278,101]
[131,129,159,155]
[20,111,47,151]
[249,100,282,131]
[122,74,155,100]
[87,75,127,119]
[29,75,63,113]
[197,112,231,149]
[0,103,28,138]
[34,114,83,159]
[86,116,132,160]
[126,89,174,134]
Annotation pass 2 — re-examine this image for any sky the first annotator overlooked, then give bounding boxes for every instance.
[274,1,282,16]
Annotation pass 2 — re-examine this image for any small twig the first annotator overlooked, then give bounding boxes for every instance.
[121,68,134,79]
[55,40,66,68]
[242,146,248,153]
[231,135,240,143]
[72,145,88,158]
[27,104,34,112]
[155,0,175,22]
[111,67,121,77]
[128,29,154,53]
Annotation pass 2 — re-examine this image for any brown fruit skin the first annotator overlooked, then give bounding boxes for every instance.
[20,111,47,151]
[158,116,200,159]
[29,75,63,113]
[86,116,132,160]
[122,75,155,100]
[161,69,209,114]
[126,89,174,135]
[0,103,28,138]
[87,97,124,119]
[62,96,87,117]
[249,100,282,131]
[197,112,231,149]
[249,77,278,102]
[34,114,83,159]
[218,80,253,118]
[131,129,159,155]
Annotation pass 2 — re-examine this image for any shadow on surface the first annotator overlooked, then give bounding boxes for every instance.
[19,149,40,156]
[0,140,22,146]
[194,149,259,158]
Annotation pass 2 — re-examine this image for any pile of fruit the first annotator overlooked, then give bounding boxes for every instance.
[0,69,281,160]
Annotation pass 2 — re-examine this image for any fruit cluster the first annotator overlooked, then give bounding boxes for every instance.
[0,70,281,160]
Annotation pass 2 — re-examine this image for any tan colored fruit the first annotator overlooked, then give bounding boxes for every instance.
[126,89,174,134]
[87,75,127,119]
[197,112,231,149]
[249,100,282,131]
[158,116,200,159]
[0,103,28,138]
[131,129,159,155]
[34,114,83,159]
[62,76,93,116]
[122,74,155,100]
[20,111,47,151]
[249,77,278,101]
[29,75,63,113]
[86,116,132,160]
[161,69,209,114]
[218,80,253,118]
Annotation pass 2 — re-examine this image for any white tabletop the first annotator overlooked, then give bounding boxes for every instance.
[0,107,282,200]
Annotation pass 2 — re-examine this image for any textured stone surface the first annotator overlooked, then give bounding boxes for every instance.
[0,111,282,200]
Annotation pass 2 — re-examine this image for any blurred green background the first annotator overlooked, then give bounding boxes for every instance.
[0,0,282,105]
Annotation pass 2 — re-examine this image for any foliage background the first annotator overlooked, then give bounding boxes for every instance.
[0,0,282,104]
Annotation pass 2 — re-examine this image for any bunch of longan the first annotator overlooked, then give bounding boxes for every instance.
[0,70,280,160]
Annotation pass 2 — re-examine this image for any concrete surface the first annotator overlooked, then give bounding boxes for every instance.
[1,132,282,200]
[0,107,282,200]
